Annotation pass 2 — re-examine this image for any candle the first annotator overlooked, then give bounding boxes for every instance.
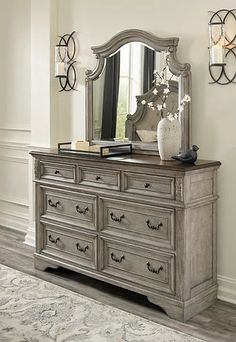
[55,62,67,77]
[210,44,224,65]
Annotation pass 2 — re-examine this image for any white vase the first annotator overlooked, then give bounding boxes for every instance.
[157,118,181,160]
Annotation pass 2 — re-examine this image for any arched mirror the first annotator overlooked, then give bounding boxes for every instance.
[85,29,191,153]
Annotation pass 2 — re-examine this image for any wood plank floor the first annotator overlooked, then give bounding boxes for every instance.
[0,227,236,342]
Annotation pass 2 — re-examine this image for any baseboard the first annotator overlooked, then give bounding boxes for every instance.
[0,225,26,242]
[24,223,35,247]
[217,275,236,305]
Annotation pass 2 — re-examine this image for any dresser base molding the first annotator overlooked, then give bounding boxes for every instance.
[34,253,217,322]
[148,286,217,322]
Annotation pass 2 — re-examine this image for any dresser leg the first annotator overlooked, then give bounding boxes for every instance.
[147,285,217,322]
[34,257,59,272]
[147,296,187,322]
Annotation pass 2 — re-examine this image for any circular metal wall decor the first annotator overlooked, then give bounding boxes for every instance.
[55,31,77,91]
[209,9,236,85]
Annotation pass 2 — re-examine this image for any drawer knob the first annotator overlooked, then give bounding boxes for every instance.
[144,183,151,188]
[48,235,60,244]
[48,199,60,208]
[146,262,163,274]
[76,205,89,215]
[110,212,124,222]
[146,220,163,230]
[111,252,125,263]
[76,243,89,253]
[54,170,61,175]
[96,176,101,181]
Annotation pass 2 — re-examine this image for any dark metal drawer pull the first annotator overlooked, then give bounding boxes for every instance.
[54,170,61,175]
[76,243,89,253]
[146,262,163,274]
[96,176,101,181]
[76,205,89,214]
[110,212,124,222]
[111,252,125,263]
[48,199,60,208]
[144,183,151,188]
[146,220,163,230]
[48,235,60,244]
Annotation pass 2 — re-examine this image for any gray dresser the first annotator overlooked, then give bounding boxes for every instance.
[31,150,221,322]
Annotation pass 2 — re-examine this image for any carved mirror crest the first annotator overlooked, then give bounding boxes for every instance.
[85,29,191,153]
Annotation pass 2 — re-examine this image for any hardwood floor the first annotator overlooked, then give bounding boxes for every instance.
[0,227,236,342]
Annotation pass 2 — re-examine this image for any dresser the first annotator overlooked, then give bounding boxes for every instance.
[31,150,221,322]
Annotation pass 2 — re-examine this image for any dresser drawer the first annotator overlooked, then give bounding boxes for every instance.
[123,172,175,199]
[42,187,97,230]
[100,238,175,294]
[42,223,96,269]
[39,161,76,183]
[78,166,120,190]
[100,198,174,250]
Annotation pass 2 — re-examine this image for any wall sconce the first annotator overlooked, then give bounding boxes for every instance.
[208,9,236,85]
[55,31,77,91]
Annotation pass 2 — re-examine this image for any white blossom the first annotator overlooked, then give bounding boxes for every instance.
[153,88,158,95]
[183,94,191,102]
[140,54,190,120]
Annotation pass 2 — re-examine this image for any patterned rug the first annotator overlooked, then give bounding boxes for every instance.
[0,264,205,342]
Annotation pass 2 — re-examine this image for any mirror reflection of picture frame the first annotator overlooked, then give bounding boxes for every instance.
[85,29,191,154]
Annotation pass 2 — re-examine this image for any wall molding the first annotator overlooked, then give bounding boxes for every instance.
[0,127,31,146]
[217,275,236,304]
[0,210,28,234]
[0,141,30,164]
[0,194,29,207]
[0,197,29,234]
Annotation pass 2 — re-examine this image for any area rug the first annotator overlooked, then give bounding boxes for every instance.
[0,264,205,342]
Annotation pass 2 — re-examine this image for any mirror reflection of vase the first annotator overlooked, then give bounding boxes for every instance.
[157,118,181,160]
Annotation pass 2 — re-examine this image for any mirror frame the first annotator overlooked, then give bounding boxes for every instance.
[85,29,191,153]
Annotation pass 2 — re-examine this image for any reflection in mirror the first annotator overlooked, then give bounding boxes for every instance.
[92,42,178,142]
[86,29,191,153]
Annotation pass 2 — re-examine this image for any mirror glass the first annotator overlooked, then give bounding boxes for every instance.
[92,42,178,143]
[86,30,191,153]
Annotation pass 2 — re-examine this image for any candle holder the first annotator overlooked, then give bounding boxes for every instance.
[208,9,236,85]
[55,31,77,91]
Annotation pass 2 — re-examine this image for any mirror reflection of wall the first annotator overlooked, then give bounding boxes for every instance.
[92,42,177,142]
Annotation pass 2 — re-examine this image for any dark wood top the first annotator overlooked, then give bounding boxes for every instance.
[30,149,221,172]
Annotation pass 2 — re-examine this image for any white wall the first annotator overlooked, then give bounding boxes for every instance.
[0,0,31,233]
[56,0,236,303]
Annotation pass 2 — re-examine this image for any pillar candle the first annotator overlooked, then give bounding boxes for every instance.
[55,62,67,77]
[210,44,224,65]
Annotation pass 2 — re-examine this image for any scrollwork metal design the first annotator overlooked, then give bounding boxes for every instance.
[110,252,125,263]
[146,262,163,274]
[56,31,77,91]
[110,212,125,222]
[209,9,236,85]
[76,243,89,253]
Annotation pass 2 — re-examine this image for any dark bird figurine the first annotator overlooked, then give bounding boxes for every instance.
[172,145,199,164]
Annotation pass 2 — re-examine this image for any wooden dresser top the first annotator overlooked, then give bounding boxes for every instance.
[30,149,221,172]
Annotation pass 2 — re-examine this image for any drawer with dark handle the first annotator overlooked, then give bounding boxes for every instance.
[43,225,96,269]
[78,166,120,190]
[100,197,174,250]
[123,172,175,199]
[42,187,97,230]
[101,238,175,294]
[39,161,76,183]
